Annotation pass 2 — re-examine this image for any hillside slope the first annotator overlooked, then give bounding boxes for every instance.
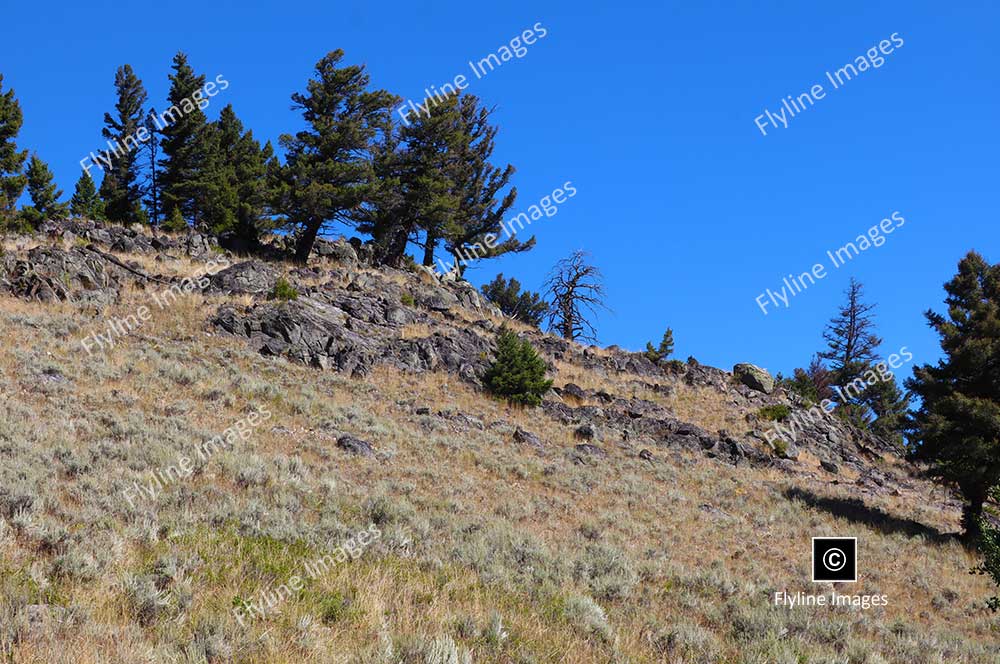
[0,221,997,663]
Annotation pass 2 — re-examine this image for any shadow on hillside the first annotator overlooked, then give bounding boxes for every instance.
[783,487,957,545]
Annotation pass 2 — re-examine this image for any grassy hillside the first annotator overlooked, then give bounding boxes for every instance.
[0,231,997,663]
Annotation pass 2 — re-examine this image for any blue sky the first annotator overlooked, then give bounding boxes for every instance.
[3,1,997,378]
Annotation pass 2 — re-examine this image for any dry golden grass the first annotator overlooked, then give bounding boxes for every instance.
[1,262,998,663]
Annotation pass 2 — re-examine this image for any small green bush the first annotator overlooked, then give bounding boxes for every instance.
[483,328,553,407]
[162,206,188,233]
[644,327,674,363]
[757,405,791,421]
[400,293,416,307]
[271,277,298,301]
[772,437,788,457]
[975,512,1000,611]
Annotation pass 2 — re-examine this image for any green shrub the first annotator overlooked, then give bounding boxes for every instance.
[161,206,188,233]
[271,277,298,301]
[644,328,674,363]
[756,405,791,421]
[975,514,1000,611]
[400,293,415,307]
[771,437,788,457]
[483,328,553,407]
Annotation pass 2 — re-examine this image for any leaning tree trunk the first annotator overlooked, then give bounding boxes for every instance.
[294,221,320,265]
[422,232,437,267]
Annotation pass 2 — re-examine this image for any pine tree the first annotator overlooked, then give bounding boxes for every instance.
[864,377,909,445]
[199,105,275,248]
[399,91,464,268]
[483,328,553,407]
[480,274,548,327]
[0,74,28,225]
[70,171,105,220]
[22,155,68,226]
[782,355,834,404]
[819,278,882,389]
[906,251,1000,542]
[645,328,675,363]
[442,94,531,273]
[354,121,410,266]
[159,52,209,224]
[99,64,148,224]
[817,278,909,440]
[141,109,161,225]
[162,205,187,233]
[278,50,398,264]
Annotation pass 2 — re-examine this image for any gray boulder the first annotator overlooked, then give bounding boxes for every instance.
[314,238,358,265]
[207,261,279,295]
[513,428,544,450]
[337,435,375,457]
[733,363,774,394]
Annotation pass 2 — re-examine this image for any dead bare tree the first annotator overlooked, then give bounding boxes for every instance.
[543,250,608,343]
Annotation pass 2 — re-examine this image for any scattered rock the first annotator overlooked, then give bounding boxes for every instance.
[638,449,654,462]
[733,363,774,394]
[513,428,544,450]
[337,435,375,457]
[572,443,607,463]
[313,238,358,265]
[821,459,840,474]
[573,423,598,441]
[779,442,800,461]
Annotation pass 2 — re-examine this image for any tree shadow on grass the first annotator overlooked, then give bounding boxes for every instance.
[783,486,958,545]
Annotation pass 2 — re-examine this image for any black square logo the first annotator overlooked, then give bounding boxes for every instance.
[812,537,857,583]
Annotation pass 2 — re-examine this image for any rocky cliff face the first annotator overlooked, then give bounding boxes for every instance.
[0,219,913,494]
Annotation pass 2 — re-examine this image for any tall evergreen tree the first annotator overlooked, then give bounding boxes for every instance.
[159,52,209,224]
[278,50,397,264]
[199,105,276,247]
[99,64,147,224]
[399,92,464,267]
[0,74,28,225]
[70,171,105,220]
[441,94,531,273]
[907,251,1000,542]
[22,155,68,226]
[354,121,410,266]
[817,278,908,439]
[819,277,882,388]
[141,109,161,225]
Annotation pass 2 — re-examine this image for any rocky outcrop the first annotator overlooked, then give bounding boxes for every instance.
[212,271,494,380]
[0,218,913,490]
[3,246,128,303]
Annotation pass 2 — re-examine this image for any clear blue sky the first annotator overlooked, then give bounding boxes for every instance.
[3,1,997,377]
